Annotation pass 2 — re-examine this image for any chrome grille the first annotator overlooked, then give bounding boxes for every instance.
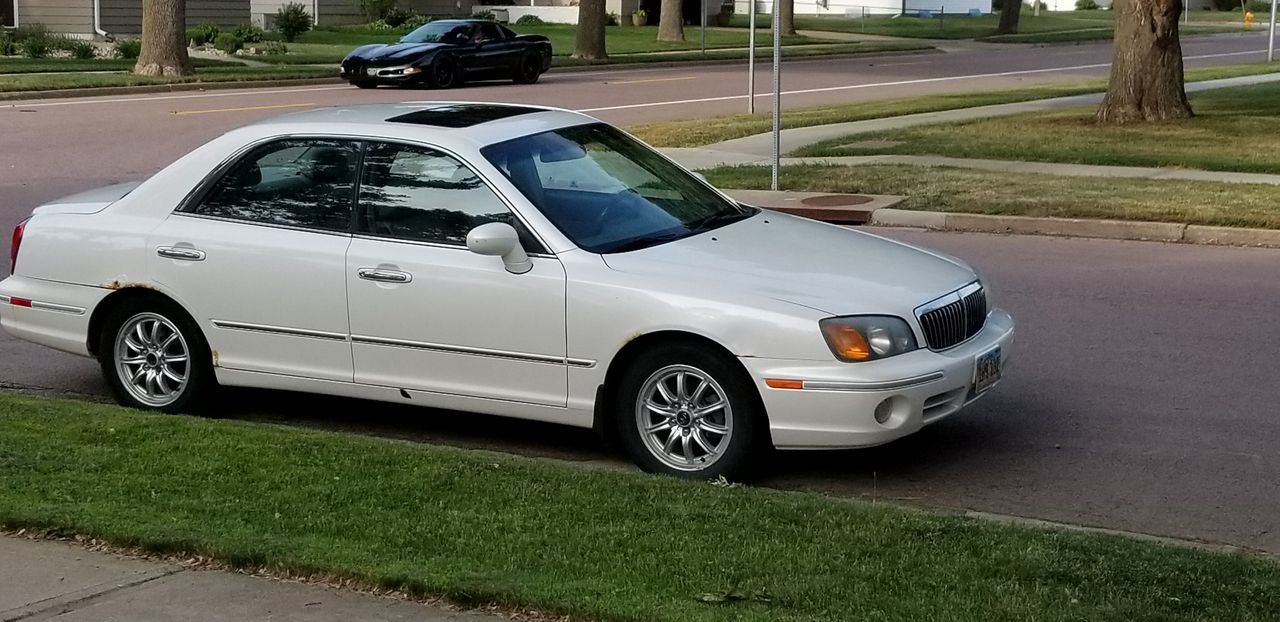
[918,285,987,350]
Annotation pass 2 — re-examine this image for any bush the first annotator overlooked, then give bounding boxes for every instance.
[1074,0,1099,9]
[259,41,288,55]
[233,24,265,43]
[1211,0,1237,10]
[275,2,313,42]
[19,36,50,59]
[368,19,395,31]
[472,9,496,20]
[214,32,243,53]
[400,14,432,30]
[68,39,97,59]
[187,22,220,46]
[606,11,619,25]
[383,6,416,27]
[356,0,395,21]
[1245,0,1270,11]
[0,32,14,56]
[114,39,142,59]
[12,23,50,44]
[514,14,544,25]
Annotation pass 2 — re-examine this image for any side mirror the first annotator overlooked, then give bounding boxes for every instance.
[466,222,532,274]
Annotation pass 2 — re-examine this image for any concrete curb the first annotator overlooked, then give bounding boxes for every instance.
[869,209,1280,249]
[0,48,935,104]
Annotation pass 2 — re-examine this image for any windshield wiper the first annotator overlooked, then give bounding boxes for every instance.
[604,232,687,254]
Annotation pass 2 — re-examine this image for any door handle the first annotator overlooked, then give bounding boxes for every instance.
[157,246,206,261]
[357,268,412,284]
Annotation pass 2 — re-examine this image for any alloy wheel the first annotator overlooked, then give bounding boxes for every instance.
[635,364,734,472]
[114,312,191,407]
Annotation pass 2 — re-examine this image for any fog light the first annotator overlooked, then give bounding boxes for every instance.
[874,398,893,424]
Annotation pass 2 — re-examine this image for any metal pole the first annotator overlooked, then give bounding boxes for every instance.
[862,6,866,33]
[748,0,756,113]
[770,0,781,191]
[701,0,707,55]
[1270,0,1278,62]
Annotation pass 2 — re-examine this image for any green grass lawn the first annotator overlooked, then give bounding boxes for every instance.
[705,163,1280,229]
[0,57,235,74]
[0,65,337,92]
[794,81,1280,174]
[725,10,1239,42]
[626,62,1280,148]
[2,394,1279,621]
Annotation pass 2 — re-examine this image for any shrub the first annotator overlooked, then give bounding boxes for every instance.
[368,19,395,31]
[259,41,288,54]
[606,11,619,25]
[1074,0,1099,9]
[472,9,496,20]
[399,14,432,30]
[383,6,416,27]
[13,23,50,44]
[1211,0,1237,10]
[20,36,49,59]
[0,32,14,56]
[214,32,243,53]
[68,39,97,59]
[275,2,313,42]
[187,22,220,46]
[1245,0,1270,11]
[233,24,265,43]
[356,0,395,21]
[114,39,142,59]
[514,14,544,25]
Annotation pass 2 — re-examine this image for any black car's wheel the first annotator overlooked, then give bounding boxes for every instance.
[351,80,377,89]
[615,342,767,480]
[98,297,217,413]
[429,56,458,89]
[512,51,542,85]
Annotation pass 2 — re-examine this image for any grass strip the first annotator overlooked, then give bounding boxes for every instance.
[0,66,338,93]
[794,80,1280,174]
[625,63,1280,148]
[1,394,1278,621]
[703,163,1280,229]
[0,58,234,74]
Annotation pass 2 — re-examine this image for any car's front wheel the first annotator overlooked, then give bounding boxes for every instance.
[429,56,458,89]
[512,51,542,85]
[98,298,215,413]
[615,343,765,480]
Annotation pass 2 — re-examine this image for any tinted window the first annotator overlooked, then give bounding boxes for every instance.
[476,23,503,42]
[193,139,358,232]
[400,21,473,44]
[498,24,518,38]
[359,143,514,247]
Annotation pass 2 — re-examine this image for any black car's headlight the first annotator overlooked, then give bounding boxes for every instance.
[819,316,918,362]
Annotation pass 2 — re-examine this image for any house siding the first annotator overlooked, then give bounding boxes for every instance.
[100,0,250,36]
[15,0,93,34]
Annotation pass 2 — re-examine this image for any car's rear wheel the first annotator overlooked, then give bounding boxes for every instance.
[429,56,458,89]
[98,298,215,413]
[615,343,765,480]
[512,51,542,85]
[352,80,378,89]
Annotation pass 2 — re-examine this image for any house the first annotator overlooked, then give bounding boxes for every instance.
[7,0,250,38]
[251,0,476,28]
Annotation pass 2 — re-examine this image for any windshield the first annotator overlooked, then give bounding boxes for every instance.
[400,22,473,44]
[480,123,754,254]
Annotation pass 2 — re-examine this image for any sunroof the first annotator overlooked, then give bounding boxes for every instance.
[386,104,542,128]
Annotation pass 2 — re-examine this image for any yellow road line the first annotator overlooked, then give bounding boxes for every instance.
[173,102,316,116]
[608,76,697,86]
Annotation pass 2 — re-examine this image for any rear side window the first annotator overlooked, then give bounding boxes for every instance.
[358,142,517,247]
[192,139,360,232]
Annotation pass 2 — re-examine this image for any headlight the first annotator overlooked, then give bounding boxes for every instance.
[819,316,918,362]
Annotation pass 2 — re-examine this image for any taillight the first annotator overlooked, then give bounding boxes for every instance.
[10,218,28,275]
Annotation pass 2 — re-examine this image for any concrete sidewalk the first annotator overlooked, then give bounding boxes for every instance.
[0,536,489,622]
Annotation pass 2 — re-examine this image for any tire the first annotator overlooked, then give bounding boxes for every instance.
[615,343,766,480]
[98,297,216,414]
[428,56,458,89]
[352,81,378,89]
[512,51,542,85]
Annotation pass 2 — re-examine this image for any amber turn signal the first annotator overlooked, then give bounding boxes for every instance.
[820,322,873,361]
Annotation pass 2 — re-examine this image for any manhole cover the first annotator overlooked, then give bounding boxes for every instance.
[800,194,874,207]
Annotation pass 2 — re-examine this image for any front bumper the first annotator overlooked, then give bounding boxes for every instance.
[743,308,1015,449]
[340,64,425,83]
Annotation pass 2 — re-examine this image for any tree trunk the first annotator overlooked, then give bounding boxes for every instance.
[657,0,684,42]
[1096,0,1191,124]
[134,0,192,77]
[996,0,1022,34]
[574,0,608,60]
[779,0,796,35]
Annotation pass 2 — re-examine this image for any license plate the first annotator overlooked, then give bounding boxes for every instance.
[973,346,1003,394]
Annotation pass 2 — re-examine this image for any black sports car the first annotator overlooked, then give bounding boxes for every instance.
[339,19,552,89]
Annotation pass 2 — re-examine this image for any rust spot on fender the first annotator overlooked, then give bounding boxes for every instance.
[211,350,220,368]
[102,281,158,291]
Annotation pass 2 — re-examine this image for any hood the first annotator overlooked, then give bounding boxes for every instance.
[350,42,448,62]
[601,211,977,317]
[33,180,142,215]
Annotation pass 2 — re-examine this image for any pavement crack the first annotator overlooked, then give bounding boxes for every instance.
[3,568,185,622]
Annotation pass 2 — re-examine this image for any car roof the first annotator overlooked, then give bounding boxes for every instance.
[247,102,600,149]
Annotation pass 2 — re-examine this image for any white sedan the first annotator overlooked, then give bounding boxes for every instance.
[1,102,1013,479]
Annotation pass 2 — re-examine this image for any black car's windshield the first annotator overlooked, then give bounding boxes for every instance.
[480,123,754,254]
[400,22,473,44]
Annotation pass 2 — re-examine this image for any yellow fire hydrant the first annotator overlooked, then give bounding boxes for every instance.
[1245,10,1255,29]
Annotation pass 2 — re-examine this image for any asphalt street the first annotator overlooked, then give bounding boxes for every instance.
[1,33,1278,554]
